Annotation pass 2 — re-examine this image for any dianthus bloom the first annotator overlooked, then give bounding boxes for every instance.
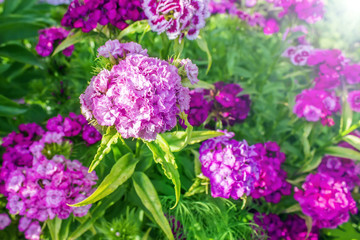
[35,27,74,57]
[263,18,279,35]
[278,0,325,24]
[343,64,360,85]
[61,0,145,32]
[143,0,210,40]
[307,49,348,89]
[97,39,148,59]
[199,131,259,199]
[250,142,291,203]
[293,89,340,126]
[80,44,191,141]
[185,82,251,127]
[348,90,360,112]
[283,214,319,240]
[294,173,357,229]
[0,213,11,230]
[253,213,285,239]
[0,118,98,240]
[318,155,360,190]
[282,45,313,66]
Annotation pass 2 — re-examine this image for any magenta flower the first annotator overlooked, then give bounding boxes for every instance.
[294,173,357,229]
[348,90,360,112]
[263,18,279,35]
[0,213,11,230]
[80,48,191,141]
[282,45,314,66]
[245,0,257,8]
[25,221,41,240]
[82,125,102,145]
[180,58,199,84]
[343,64,360,85]
[143,0,210,40]
[293,89,340,126]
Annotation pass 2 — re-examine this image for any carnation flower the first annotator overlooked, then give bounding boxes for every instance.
[282,45,313,66]
[250,142,291,203]
[0,213,11,230]
[343,64,360,85]
[82,125,102,145]
[61,0,145,32]
[80,49,191,141]
[283,214,319,240]
[97,40,148,59]
[293,89,340,126]
[318,155,360,190]
[179,59,199,84]
[278,0,325,24]
[199,131,260,199]
[348,90,360,112]
[25,222,41,240]
[263,18,279,35]
[294,173,357,229]
[143,0,210,40]
[35,27,74,57]
[253,213,285,239]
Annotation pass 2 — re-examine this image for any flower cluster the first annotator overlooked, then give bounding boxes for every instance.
[143,0,210,40]
[0,213,11,230]
[80,42,191,141]
[199,131,260,199]
[282,45,313,66]
[61,0,145,32]
[293,89,340,126]
[185,82,251,127]
[318,155,360,190]
[294,173,357,229]
[0,115,99,240]
[276,0,325,24]
[254,213,319,240]
[35,27,74,57]
[250,142,291,203]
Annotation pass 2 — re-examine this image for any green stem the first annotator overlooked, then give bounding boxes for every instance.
[135,139,141,158]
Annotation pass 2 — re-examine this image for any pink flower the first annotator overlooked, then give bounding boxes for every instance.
[25,221,41,240]
[343,64,360,85]
[180,58,199,84]
[348,90,360,112]
[97,40,148,59]
[263,18,279,35]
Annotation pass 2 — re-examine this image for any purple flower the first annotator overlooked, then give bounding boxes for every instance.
[143,0,210,40]
[82,125,102,145]
[46,115,64,133]
[294,173,357,229]
[250,142,291,203]
[199,131,260,199]
[0,213,11,230]
[253,213,285,239]
[97,39,148,59]
[343,64,360,85]
[245,0,257,8]
[282,45,313,66]
[25,221,41,240]
[263,18,279,35]
[18,217,32,232]
[80,49,190,141]
[36,27,73,57]
[348,90,360,112]
[180,58,199,84]
[278,0,325,24]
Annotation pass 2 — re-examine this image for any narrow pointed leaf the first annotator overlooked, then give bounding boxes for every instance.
[146,136,181,208]
[324,146,360,161]
[0,94,27,117]
[342,135,360,151]
[162,130,224,152]
[72,153,138,207]
[132,172,174,240]
[89,127,119,172]
[196,36,212,74]
[118,20,149,39]
[52,30,83,56]
[340,98,353,133]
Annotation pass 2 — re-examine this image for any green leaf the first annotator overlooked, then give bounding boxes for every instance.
[118,20,149,40]
[196,36,212,74]
[88,127,119,172]
[47,218,62,240]
[283,204,302,214]
[68,188,126,240]
[324,146,360,161]
[342,135,360,151]
[162,130,224,152]
[299,154,323,173]
[0,44,43,67]
[182,79,214,90]
[0,22,44,43]
[145,136,181,208]
[340,97,353,133]
[52,30,84,56]
[2,0,22,15]
[72,153,138,207]
[0,94,27,117]
[132,172,174,240]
